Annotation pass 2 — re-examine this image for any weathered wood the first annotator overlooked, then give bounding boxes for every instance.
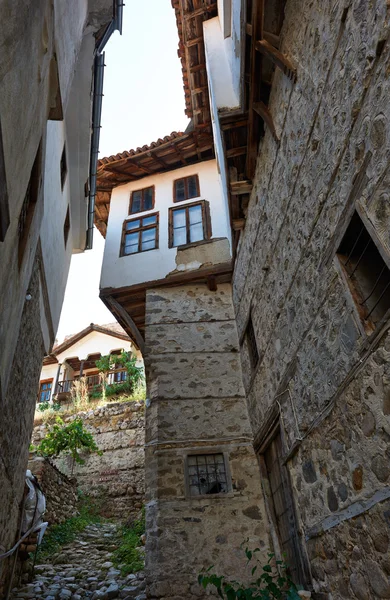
[226,146,247,158]
[183,3,217,19]
[253,101,279,142]
[230,180,253,195]
[109,297,146,354]
[221,119,248,131]
[255,39,297,82]
[232,218,246,231]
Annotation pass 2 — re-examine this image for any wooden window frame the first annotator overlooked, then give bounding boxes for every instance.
[129,185,155,214]
[120,212,159,257]
[38,378,53,403]
[173,174,200,203]
[168,200,211,248]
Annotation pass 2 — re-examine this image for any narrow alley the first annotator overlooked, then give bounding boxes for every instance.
[10,523,145,600]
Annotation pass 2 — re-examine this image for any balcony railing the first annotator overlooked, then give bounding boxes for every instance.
[56,369,127,395]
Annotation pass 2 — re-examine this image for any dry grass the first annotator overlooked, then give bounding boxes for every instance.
[33,385,146,426]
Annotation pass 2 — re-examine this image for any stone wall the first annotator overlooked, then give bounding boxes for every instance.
[0,256,45,598]
[27,456,77,525]
[32,401,145,520]
[144,284,271,600]
[233,0,390,597]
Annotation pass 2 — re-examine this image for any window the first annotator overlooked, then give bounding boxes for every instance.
[245,314,259,370]
[60,145,67,189]
[169,200,211,248]
[63,206,70,246]
[129,186,154,214]
[121,213,158,256]
[261,429,306,585]
[173,174,200,202]
[114,370,127,383]
[187,454,228,496]
[0,118,9,242]
[38,380,52,403]
[18,142,42,266]
[337,211,390,328]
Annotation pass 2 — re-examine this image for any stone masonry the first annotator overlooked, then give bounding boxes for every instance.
[32,401,145,520]
[143,284,271,600]
[233,0,390,597]
[27,456,77,526]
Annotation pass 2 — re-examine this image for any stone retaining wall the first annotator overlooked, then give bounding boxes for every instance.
[32,401,145,520]
[27,456,77,525]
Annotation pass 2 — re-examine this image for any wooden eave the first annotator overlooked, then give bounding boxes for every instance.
[51,323,132,357]
[95,128,215,237]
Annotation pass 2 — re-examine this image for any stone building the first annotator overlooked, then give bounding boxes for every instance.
[0,2,121,595]
[96,0,390,599]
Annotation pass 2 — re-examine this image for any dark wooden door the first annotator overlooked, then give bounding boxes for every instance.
[263,431,302,584]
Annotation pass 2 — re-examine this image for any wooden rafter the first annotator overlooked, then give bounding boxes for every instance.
[253,101,279,142]
[255,39,297,82]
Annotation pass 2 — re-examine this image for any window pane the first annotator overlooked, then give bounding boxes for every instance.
[141,228,156,251]
[126,219,140,231]
[189,204,202,225]
[124,231,139,254]
[173,208,186,228]
[190,222,204,243]
[144,187,153,210]
[187,175,198,198]
[143,215,157,226]
[175,179,186,201]
[173,227,186,247]
[131,191,142,213]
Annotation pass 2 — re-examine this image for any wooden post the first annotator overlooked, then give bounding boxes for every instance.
[53,362,62,396]
[79,359,85,378]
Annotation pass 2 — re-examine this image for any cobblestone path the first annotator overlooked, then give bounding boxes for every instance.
[11,522,146,600]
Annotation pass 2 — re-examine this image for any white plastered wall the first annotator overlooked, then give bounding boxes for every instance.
[100,159,232,291]
[216,0,243,104]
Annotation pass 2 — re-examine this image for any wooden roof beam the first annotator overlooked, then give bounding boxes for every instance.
[253,101,279,142]
[230,180,253,195]
[226,146,247,159]
[183,3,217,19]
[255,39,297,82]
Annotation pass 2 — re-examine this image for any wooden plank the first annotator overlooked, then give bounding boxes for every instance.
[183,3,217,19]
[186,35,203,47]
[108,297,146,354]
[253,101,279,142]
[263,31,280,49]
[221,119,248,131]
[232,218,246,231]
[226,146,247,158]
[230,180,253,195]
[255,39,297,82]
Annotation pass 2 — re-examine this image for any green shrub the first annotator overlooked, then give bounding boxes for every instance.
[35,417,102,474]
[112,509,145,575]
[38,401,50,412]
[198,546,301,600]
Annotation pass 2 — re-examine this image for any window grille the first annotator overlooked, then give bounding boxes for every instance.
[173,174,200,202]
[187,454,228,496]
[121,213,158,255]
[337,211,390,327]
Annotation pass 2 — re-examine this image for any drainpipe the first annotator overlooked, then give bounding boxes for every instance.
[86,0,123,250]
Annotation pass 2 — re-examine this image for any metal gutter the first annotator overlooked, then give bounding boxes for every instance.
[86,0,123,250]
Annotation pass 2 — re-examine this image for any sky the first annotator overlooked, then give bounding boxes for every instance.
[56,0,190,342]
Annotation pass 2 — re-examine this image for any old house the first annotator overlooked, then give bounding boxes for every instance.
[96,0,390,599]
[0,1,122,594]
[38,322,143,405]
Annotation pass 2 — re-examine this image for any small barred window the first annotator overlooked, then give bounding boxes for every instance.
[187,454,228,496]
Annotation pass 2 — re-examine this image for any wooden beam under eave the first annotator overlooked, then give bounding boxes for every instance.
[255,39,297,82]
[230,180,253,195]
[253,102,279,142]
[226,146,247,159]
[108,297,146,355]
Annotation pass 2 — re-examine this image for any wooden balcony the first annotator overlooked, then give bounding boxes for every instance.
[55,369,127,400]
